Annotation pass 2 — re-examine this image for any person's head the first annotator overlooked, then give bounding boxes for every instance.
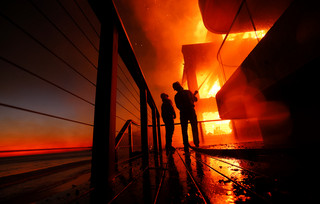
[160,93,169,101]
[172,81,183,91]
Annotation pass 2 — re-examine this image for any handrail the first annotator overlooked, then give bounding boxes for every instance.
[89,0,159,114]
[89,1,162,201]
[151,118,232,127]
[216,0,246,83]
[115,119,139,149]
[216,0,261,83]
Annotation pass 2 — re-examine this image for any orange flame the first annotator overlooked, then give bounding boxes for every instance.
[202,112,232,135]
[194,20,208,43]
[222,30,267,41]
[199,79,221,98]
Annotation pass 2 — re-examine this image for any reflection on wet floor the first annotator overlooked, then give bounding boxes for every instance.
[110,146,318,204]
[1,145,316,203]
[172,150,258,204]
[0,149,316,203]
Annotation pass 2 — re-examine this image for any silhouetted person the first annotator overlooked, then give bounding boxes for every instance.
[161,93,176,152]
[172,82,200,149]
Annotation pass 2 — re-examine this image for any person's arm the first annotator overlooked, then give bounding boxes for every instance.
[171,104,176,119]
[193,90,199,102]
[193,94,198,102]
[188,90,197,102]
[160,104,165,123]
[174,95,182,110]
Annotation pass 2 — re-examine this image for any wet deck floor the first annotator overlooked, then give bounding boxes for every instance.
[109,147,318,204]
[0,146,317,203]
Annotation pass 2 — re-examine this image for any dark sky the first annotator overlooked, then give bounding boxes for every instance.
[114,0,213,109]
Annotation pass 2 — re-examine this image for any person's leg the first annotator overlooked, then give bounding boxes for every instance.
[167,121,175,149]
[190,109,199,147]
[165,124,171,151]
[180,115,189,147]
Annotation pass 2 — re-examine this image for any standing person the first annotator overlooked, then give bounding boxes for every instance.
[172,82,199,149]
[160,93,176,152]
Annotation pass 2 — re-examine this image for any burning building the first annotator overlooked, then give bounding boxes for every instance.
[181,43,235,145]
[180,0,320,148]
[181,40,262,145]
[216,0,320,147]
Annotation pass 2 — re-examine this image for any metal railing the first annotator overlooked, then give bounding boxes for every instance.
[115,119,140,157]
[216,0,291,84]
[89,0,161,201]
[0,0,161,202]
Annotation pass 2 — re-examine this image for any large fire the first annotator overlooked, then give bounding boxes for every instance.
[202,112,232,135]
[198,79,233,135]
[199,79,221,99]
[194,20,208,43]
[221,30,267,41]
[196,30,268,136]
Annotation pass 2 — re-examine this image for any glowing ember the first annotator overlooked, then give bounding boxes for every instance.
[222,30,267,41]
[202,112,232,135]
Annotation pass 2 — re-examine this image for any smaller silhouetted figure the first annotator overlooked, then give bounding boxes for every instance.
[161,93,176,152]
[172,82,199,149]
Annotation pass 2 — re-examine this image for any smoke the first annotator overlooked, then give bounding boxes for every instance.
[116,0,208,107]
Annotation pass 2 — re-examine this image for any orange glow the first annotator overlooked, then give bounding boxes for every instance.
[202,112,232,135]
[199,79,221,98]
[0,118,93,157]
[207,80,221,97]
[194,20,208,43]
[207,157,250,203]
[221,30,267,41]
[0,147,91,157]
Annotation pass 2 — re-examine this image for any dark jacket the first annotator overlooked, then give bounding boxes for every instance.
[174,90,197,112]
[161,99,176,123]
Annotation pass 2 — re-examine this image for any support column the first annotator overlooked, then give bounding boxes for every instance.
[128,122,133,157]
[152,107,158,153]
[140,88,149,167]
[156,110,163,166]
[156,111,162,152]
[91,21,118,201]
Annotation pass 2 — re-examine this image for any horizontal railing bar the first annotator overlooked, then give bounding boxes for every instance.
[28,0,98,70]
[73,0,100,39]
[117,75,140,104]
[0,102,93,127]
[0,10,97,86]
[150,119,233,127]
[116,88,140,111]
[0,56,95,106]
[117,63,140,97]
[115,119,140,149]
[56,0,99,52]
[116,101,140,121]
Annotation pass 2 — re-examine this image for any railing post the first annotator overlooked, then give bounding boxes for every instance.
[152,107,158,153]
[156,110,163,166]
[156,111,162,152]
[140,88,149,167]
[128,121,133,157]
[152,107,160,168]
[90,11,118,202]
